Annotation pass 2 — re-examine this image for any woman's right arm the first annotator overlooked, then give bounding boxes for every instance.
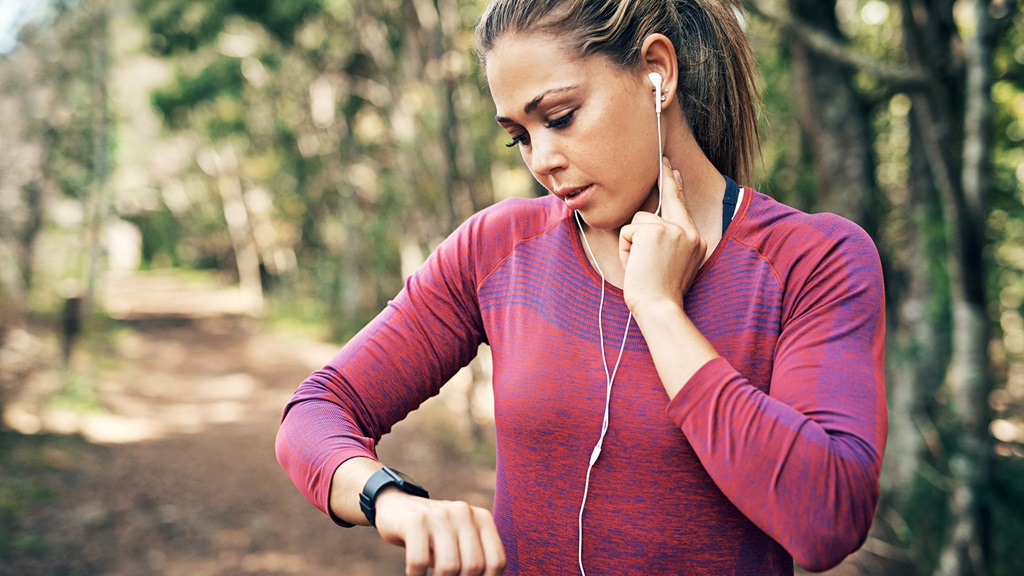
[275,204,521,575]
[274,289,507,575]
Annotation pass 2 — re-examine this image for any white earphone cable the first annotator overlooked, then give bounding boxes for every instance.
[575,211,631,576]
[654,103,663,217]
[575,76,663,576]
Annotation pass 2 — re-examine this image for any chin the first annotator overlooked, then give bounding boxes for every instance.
[576,210,632,232]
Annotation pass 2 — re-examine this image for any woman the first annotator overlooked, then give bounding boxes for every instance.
[276,1,887,575]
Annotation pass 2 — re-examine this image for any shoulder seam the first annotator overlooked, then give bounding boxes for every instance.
[475,211,569,292]
[727,192,786,292]
[728,232,786,296]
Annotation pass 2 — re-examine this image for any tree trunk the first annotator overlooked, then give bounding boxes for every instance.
[932,1,999,574]
[85,0,111,316]
[756,1,1003,572]
[786,0,877,228]
[204,147,264,315]
[883,110,945,514]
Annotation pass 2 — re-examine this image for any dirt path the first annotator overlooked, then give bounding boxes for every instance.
[0,273,496,576]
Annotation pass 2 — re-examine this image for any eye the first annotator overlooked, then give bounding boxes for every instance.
[505,132,530,148]
[545,109,576,129]
[503,109,575,148]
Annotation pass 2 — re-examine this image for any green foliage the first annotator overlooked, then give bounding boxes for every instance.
[748,20,818,208]
[127,204,181,269]
[991,452,1024,576]
[133,0,513,338]
[0,432,67,561]
[151,58,246,130]
[139,0,230,55]
[897,472,950,573]
[47,371,103,413]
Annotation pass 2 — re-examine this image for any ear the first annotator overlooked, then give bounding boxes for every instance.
[640,34,678,109]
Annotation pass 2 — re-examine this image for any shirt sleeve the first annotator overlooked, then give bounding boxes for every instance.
[274,215,487,526]
[666,219,887,571]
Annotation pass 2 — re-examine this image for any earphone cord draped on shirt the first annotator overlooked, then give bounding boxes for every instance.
[573,174,741,575]
[574,209,631,576]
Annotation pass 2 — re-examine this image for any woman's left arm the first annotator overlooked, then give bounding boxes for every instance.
[622,162,886,572]
[646,246,885,572]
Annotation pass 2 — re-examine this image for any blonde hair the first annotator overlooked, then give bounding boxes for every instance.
[476,0,762,183]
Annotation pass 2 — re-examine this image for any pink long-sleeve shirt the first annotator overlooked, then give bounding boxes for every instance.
[276,189,887,575]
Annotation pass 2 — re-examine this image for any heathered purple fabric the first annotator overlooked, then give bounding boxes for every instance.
[276,189,887,575]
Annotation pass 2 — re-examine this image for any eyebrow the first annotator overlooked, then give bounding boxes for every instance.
[494,85,578,123]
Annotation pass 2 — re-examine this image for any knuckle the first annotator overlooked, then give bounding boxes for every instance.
[489,556,508,576]
[435,562,461,576]
[407,509,429,529]
[471,507,494,522]
[406,557,430,574]
[445,500,474,521]
[462,559,486,575]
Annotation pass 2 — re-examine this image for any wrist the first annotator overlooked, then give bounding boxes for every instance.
[373,487,419,523]
[359,466,429,527]
[630,296,685,327]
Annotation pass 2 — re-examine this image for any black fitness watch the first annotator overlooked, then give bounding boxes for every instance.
[359,466,430,527]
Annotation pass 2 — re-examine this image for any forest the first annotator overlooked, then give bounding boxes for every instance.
[0,0,1023,575]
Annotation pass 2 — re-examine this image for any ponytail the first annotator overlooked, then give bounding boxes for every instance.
[674,0,762,183]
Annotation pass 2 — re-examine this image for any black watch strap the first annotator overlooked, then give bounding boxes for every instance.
[359,467,429,527]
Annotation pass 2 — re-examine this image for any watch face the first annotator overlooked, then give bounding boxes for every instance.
[384,467,429,498]
[388,468,415,484]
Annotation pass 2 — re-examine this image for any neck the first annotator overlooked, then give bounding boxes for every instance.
[660,130,728,239]
[576,132,728,288]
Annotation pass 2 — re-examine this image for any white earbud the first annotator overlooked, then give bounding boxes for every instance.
[647,72,665,216]
[648,72,663,113]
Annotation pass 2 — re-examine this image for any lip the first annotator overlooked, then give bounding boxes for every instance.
[556,184,593,211]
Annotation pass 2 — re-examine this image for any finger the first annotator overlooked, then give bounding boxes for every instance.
[403,518,432,576]
[473,509,507,575]
[619,224,635,269]
[428,515,461,576]
[657,157,694,231]
[449,504,486,575]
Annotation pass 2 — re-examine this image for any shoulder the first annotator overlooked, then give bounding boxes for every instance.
[455,194,568,252]
[733,190,880,273]
[462,194,568,237]
[729,190,883,315]
[435,194,569,282]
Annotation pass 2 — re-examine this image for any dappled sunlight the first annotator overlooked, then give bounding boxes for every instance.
[102,270,264,320]
[0,270,500,574]
[0,270,347,444]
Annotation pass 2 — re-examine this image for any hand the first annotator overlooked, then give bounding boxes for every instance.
[618,157,707,317]
[374,489,506,576]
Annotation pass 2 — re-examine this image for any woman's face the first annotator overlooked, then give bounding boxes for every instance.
[486,33,662,231]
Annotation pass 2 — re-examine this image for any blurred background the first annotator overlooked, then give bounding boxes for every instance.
[0,0,1022,574]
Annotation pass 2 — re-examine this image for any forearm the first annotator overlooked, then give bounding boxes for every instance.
[631,298,718,400]
[275,393,379,524]
[669,359,882,570]
[329,456,383,526]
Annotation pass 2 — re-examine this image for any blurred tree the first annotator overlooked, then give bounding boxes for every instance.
[0,0,113,314]
[135,0,524,338]
[750,1,1022,574]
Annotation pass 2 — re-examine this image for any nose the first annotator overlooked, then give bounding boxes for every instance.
[526,132,567,178]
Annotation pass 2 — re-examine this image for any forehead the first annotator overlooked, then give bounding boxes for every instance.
[485,33,625,115]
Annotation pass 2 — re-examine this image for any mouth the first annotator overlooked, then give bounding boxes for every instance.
[558,184,591,201]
